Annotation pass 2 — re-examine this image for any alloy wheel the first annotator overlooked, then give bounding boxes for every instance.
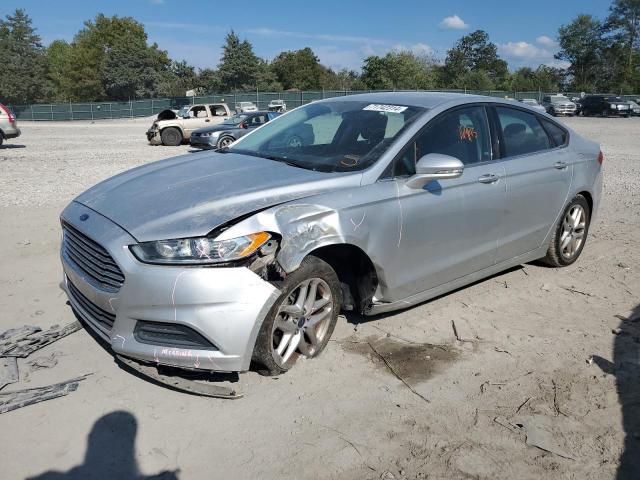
[271,278,334,367]
[559,204,586,260]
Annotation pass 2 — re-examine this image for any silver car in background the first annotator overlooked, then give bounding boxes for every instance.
[518,98,546,113]
[60,92,603,377]
[541,94,577,116]
[0,103,21,146]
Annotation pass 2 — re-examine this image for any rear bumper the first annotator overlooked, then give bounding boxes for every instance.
[60,201,280,373]
[2,127,20,138]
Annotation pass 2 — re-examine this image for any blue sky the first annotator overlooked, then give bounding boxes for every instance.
[1,0,611,71]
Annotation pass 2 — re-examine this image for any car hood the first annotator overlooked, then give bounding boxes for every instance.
[74,152,362,242]
[552,101,575,106]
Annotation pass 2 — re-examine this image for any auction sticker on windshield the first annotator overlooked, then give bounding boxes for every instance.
[363,104,408,113]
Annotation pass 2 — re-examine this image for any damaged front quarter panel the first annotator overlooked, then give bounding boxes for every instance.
[217,203,345,274]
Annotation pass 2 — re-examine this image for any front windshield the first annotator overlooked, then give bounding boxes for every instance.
[606,96,622,102]
[222,114,247,126]
[551,96,568,102]
[227,100,425,172]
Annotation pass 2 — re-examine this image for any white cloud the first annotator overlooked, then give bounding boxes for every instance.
[499,41,549,60]
[439,15,469,30]
[391,42,435,56]
[498,41,569,69]
[244,28,388,46]
[536,35,556,47]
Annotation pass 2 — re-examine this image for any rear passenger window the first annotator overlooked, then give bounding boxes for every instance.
[541,119,568,147]
[496,107,550,157]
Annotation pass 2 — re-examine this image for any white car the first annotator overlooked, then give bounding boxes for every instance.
[267,99,287,112]
[235,102,258,113]
[519,98,546,113]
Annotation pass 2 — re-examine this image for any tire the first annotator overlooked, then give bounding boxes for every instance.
[542,195,591,267]
[0,133,3,146]
[160,127,182,146]
[216,135,235,149]
[285,135,303,148]
[252,255,342,376]
[549,108,557,117]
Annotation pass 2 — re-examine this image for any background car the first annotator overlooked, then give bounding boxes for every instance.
[190,111,280,149]
[579,95,631,117]
[628,100,640,116]
[267,99,287,112]
[235,102,258,113]
[518,98,546,113]
[0,103,21,146]
[146,103,232,146]
[541,95,577,116]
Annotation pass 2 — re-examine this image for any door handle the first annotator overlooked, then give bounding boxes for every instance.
[554,161,568,169]
[205,119,210,122]
[478,173,499,184]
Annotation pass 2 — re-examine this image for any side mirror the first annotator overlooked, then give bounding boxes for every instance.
[239,122,248,129]
[405,153,464,189]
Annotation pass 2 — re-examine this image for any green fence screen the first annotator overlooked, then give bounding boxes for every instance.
[8,89,640,121]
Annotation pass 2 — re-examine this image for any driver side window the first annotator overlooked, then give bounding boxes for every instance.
[393,105,492,177]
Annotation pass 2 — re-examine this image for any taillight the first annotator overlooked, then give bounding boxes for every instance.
[0,104,15,123]
[597,150,604,165]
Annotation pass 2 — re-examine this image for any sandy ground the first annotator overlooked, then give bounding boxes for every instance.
[0,115,638,480]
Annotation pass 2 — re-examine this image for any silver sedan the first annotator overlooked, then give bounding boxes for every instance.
[60,92,603,376]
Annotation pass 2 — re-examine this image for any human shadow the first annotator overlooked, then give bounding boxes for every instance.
[593,304,640,479]
[27,411,179,479]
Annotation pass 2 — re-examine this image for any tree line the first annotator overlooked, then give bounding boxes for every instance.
[0,0,638,106]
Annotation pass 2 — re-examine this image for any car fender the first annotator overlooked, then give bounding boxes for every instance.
[156,121,186,137]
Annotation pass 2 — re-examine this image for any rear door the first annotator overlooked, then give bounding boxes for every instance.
[492,105,572,262]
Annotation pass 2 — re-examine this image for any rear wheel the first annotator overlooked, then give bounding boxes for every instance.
[161,127,182,146]
[0,133,3,146]
[542,195,590,267]
[252,256,341,376]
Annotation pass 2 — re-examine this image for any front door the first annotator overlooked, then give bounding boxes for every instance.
[385,105,505,298]
[182,105,210,136]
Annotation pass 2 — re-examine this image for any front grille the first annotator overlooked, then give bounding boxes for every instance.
[62,223,125,292]
[67,280,115,333]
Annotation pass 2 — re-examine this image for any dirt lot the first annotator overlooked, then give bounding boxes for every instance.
[0,115,638,479]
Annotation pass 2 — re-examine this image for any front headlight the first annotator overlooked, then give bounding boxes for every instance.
[130,232,272,265]
[200,131,220,138]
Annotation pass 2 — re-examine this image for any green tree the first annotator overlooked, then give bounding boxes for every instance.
[508,65,565,92]
[0,9,49,104]
[362,51,436,90]
[605,0,640,91]
[556,15,604,91]
[46,40,71,102]
[217,31,260,90]
[271,48,330,90]
[442,30,508,89]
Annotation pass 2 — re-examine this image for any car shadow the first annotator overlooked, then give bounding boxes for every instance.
[0,144,26,149]
[592,304,640,479]
[26,411,179,479]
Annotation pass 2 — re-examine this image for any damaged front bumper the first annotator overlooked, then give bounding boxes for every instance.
[60,202,281,373]
[146,127,161,145]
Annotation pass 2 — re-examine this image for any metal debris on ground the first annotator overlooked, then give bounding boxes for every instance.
[520,419,576,460]
[0,357,19,391]
[0,374,91,414]
[0,322,81,358]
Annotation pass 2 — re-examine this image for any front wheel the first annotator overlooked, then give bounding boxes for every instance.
[216,135,235,149]
[542,195,591,267]
[252,256,342,376]
[161,127,182,146]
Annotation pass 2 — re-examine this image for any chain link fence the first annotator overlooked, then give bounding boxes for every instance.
[9,89,640,121]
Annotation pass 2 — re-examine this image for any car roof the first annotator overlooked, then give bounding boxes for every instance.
[314,91,555,110]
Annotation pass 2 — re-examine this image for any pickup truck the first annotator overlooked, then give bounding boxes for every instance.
[146,103,232,146]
